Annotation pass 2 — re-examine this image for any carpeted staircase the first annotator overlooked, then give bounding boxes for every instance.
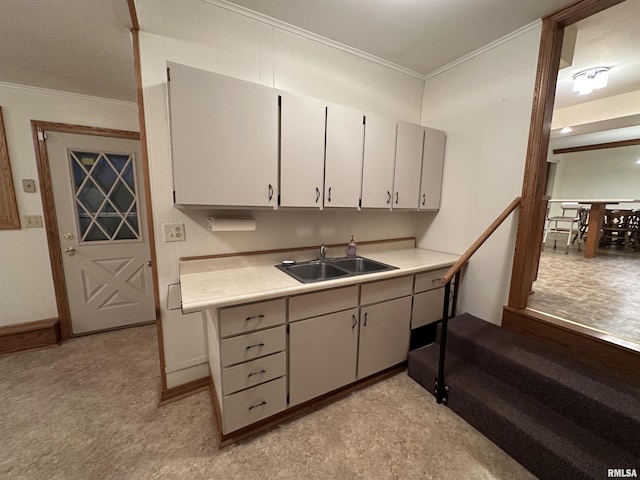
[408,313,640,480]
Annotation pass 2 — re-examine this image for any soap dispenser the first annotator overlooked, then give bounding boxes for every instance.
[346,235,357,258]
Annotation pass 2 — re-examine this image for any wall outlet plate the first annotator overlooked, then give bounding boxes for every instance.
[22,179,37,193]
[163,223,186,242]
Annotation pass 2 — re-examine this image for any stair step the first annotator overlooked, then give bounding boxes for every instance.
[408,344,638,480]
[440,313,640,458]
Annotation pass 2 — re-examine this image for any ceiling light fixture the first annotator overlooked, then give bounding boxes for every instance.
[560,127,572,134]
[573,67,609,95]
[636,159,640,165]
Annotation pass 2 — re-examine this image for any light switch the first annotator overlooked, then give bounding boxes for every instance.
[24,215,43,228]
[22,179,37,193]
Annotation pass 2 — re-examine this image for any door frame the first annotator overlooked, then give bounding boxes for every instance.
[504,0,640,382]
[31,121,160,341]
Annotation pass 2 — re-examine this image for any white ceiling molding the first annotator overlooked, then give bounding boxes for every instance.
[0,81,137,106]
[424,20,543,81]
[204,0,425,80]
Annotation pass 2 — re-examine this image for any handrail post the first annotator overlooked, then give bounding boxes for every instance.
[435,279,451,405]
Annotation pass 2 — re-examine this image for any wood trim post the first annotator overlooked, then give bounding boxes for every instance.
[507,0,625,310]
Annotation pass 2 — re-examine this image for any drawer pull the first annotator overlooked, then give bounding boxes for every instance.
[352,315,357,329]
[248,401,267,410]
[245,314,265,321]
[364,312,368,327]
[247,369,266,378]
[246,343,265,350]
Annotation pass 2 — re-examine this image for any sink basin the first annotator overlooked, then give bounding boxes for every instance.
[276,256,396,283]
[277,262,350,283]
[332,257,393,273]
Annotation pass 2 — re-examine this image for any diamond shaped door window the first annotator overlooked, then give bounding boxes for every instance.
[68,150,141,243]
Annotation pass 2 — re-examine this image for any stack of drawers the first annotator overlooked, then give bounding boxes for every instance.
[217,299,287,433]
[411,267,448,329]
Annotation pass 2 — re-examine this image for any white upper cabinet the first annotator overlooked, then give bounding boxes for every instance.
[324,103,365,208]
[361,114,397,209]
[393,121,425,209]
[167,62,278,207]
[279,92,327,208]
[419,127,446,210]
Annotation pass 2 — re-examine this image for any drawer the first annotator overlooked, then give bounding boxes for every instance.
[412,289,445,329]
[220,298,285,338]
[220,325,286,367]
[360,276,412,305]
[414,268,449,293]
[223,377,287,434]
[289,285,358,321]
[222,351,286,395]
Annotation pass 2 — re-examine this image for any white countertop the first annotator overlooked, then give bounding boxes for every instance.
[179,248,459,313]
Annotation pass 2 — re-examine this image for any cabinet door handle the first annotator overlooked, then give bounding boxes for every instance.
[327,187,332,202]
[245,343,265,350]
[245,314,265,322]
[352,314,357,329]
[387,191,391,204]
[395,192,399,204]
[247,369,266,378]
[248,401,267,410]
[315,187,320,203]
[364,312,368,327]
[422,193,426,206]
[268,184,274,201]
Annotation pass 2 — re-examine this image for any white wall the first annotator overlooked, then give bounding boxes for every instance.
[551,146,640,209]
[135,0,425,387]
[0,83,138,327]
[416,25,543,325]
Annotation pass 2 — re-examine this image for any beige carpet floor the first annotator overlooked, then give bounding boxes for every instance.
[530,239,640,345]
[0,324,536,480]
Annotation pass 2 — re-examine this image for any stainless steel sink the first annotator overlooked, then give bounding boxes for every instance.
[331,257,392,274]
[276,256,396,283]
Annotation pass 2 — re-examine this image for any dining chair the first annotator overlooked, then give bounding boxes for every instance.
[543,202,581,253]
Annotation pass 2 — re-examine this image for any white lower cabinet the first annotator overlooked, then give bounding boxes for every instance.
[358,296,412,379]
[289,308,359,406]
[207,269,447,437]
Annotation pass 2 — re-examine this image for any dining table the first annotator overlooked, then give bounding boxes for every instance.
[547,199,640,258]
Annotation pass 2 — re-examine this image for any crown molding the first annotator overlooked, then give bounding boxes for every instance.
[0,81,137,106]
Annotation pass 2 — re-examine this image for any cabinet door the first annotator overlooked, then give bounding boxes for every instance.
[168,62,278,207]
[289,308,359,406]
[419,127,446,210]
[361,114,397,209]
[358,296,411,380]
[324,103,364,208]
[412,288,444,329]
[393,121,424,209]
[280,92,326,207]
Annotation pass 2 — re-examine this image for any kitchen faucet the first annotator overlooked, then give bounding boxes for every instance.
[320,243,327,261]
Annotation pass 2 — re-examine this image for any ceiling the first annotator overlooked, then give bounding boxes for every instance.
[0,0,638,116]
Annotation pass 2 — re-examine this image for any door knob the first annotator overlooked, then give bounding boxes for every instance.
[64,247,76,256]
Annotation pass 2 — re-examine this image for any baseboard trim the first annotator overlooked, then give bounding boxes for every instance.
[0,318,61,356]
[215,363,406,448]
[158,376,210,406]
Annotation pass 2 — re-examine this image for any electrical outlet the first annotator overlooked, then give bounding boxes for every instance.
[24,215,43,228]
[163,223,186,242]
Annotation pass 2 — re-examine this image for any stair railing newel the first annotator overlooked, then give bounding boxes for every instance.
[434,270,460,404]
[433,196,521,406]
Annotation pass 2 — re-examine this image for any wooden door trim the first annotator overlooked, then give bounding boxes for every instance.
[504,0,633,377]
[31,121,148,341]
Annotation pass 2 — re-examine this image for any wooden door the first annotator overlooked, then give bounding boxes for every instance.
[48,132,155,334]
